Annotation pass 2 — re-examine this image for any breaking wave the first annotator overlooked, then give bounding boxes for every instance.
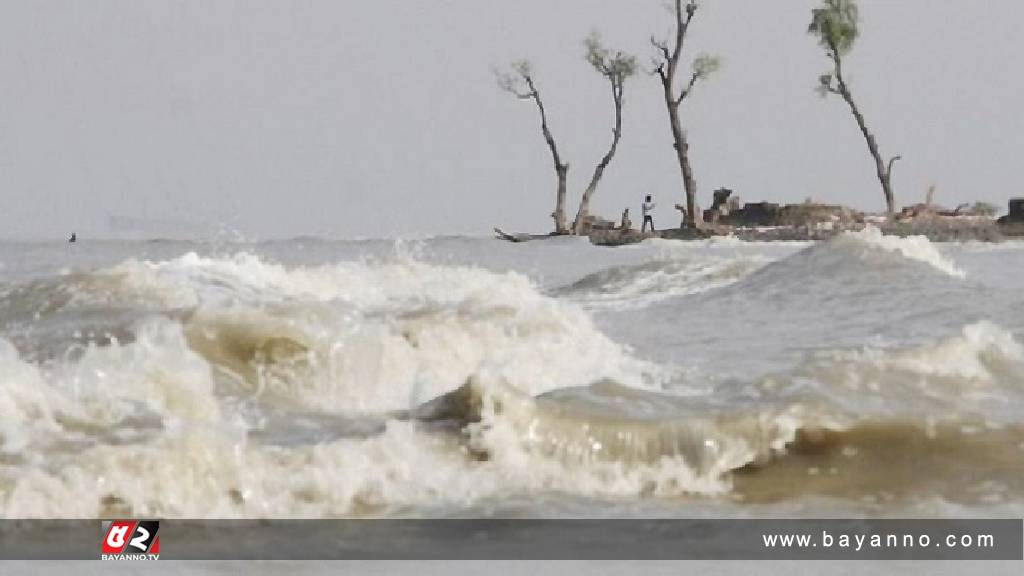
[783,321,1024,422]
[0,252,674,516]
[1,252,662,413]
[0,245,1020,518]
[837,226,965,278]
[4,310,1023,517]
[720,226,967,303]
[554,255,768,310]
[554,227,963,314]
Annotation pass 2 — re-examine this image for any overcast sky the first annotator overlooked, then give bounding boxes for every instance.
[1,0,1021,240]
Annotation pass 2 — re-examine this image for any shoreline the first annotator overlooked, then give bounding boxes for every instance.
[587,220,1024,246]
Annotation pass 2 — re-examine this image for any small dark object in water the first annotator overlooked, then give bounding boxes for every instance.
[68,232,77,243]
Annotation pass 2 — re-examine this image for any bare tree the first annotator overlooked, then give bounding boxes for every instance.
[496,61,571,234]
[810,0,900,215]
[573,33,638,235]
[651,0,720,228]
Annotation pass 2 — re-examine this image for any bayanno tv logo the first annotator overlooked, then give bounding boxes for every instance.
[100,520,161,560]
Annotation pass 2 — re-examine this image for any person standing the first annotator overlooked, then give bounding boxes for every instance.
[642,195,657,233]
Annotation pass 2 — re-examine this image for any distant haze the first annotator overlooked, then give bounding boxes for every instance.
[1,0,1021,240]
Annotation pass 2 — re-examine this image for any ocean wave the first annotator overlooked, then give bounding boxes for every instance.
[644,236,815,250]
[1,247,1020,518]
[732,420,1024,507]
[9,360,1020,518]
[0,368,805,516]
[956,239,1024,253]
[781,321,1024,421]
[4,325,1023,517]
[554,256,769,310]
[0,252,679,516]
[837,226,965,278]
[1,252,665,412]
[0,320,222,450]
[718,226,966,304]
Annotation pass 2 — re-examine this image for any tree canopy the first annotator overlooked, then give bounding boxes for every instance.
[809,0,899,215]
[808,0,860,57]
[692,54,721,80]
[584,32,638,85]
[495,60,536,99]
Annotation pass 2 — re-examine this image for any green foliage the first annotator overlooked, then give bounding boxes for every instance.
[693,54,721,79]
[584,32,638,82]
[495,60,535,97]
[808,0,860,56]
[512,60,532,78]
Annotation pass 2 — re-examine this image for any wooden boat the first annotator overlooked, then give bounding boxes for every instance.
[493,228,564,243]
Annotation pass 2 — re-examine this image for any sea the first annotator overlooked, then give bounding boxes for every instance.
[1,227,1022,520]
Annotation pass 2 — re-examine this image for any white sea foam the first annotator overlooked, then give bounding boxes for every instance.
[0,339,68,454]
[0,320,226,451]
[787,322,1024,421]
[0,253,691,517]
[0,384,800,517]
[800,321,1021,384]
[835,225,966,278]
[2,238,1022,519]
[723,225,969,303]
[557,255,769,310]
[44,252,664,413]
[3,320,1023,517]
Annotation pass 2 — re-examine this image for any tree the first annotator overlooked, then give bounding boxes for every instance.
[573,33,638,235]
[496,61,571,234]
[810,0,900,215]
[652,0,720,228]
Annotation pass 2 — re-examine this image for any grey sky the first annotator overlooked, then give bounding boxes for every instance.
[1,0,1021,240]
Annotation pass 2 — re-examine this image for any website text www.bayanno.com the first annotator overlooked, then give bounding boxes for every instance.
[763,529,995,553]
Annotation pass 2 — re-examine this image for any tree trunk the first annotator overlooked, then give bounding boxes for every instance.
[833,56,896,215]
[656,0,702,229]
[527,79,571,234]
[574,82,625,235]
[663,83,699,227]
[553,164,569,233]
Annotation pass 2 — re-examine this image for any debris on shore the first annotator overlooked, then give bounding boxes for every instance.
[997,198,1024,236]
[586,196,1024,246]
[497,195,1024,247]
